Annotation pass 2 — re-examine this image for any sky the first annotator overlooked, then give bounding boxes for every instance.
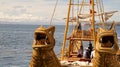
[0,0,120,25]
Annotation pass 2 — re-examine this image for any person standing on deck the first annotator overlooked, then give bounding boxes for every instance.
[83,41,93,58]
[88,41,93,54]
[78,45,83,57]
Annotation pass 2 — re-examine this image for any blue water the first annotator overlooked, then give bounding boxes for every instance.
[0,24,120,67]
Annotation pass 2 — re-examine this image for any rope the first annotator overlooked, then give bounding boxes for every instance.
[96,0,102,24]
[77,0,79,15]
[49,0,59,25]
[78,0,84,15]
[97,0,106,29]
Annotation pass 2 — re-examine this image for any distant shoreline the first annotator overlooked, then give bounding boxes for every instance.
[95,22,120,26]
[0,21,120,26]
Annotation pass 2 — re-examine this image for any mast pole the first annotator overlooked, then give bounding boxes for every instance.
[61,0,72,60]
[91,0,96,48]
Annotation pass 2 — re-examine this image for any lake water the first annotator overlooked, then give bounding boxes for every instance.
[0,24,120,67]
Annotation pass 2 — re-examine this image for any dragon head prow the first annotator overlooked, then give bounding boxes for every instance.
[96,22,119,54]
[32,25,55,48]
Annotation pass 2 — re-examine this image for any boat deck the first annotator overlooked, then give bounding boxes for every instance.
[62,65,92,67]
[60,53,92,67]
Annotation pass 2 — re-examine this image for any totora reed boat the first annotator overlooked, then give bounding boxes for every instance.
[29,0,120,67]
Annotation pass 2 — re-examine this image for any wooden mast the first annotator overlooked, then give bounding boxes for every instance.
[61,0,72,60]
[91,0,96,48]
[61,0,96,60]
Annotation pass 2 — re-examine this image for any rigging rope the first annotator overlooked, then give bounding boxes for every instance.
[98,0,106,29]
[77,0,79,15]
[49,0,59,25]
[96,0,102,23]
[79,0,85,15]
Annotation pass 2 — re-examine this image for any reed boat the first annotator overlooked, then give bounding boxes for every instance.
[60,0,120,67]
[29,0,120,67]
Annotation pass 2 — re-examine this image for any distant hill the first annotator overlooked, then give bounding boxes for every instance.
[95,22,120,26]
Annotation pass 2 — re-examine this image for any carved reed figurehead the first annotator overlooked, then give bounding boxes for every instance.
[93,23,120,67]
[96,23,119,54]
[29,26,61,67]
[33,26,55,48]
